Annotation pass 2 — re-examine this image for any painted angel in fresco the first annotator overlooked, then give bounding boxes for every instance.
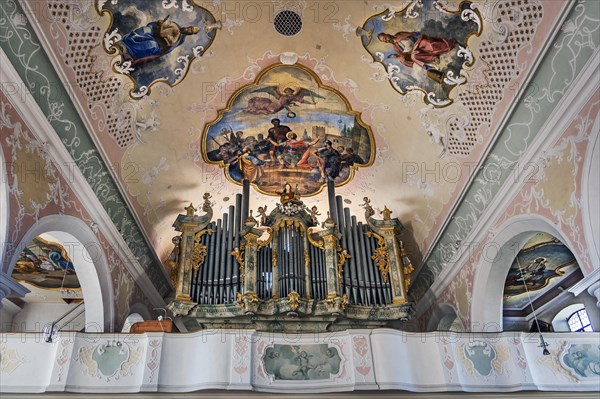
[246,86,325,118]
[119,16,200,66]
[378,31,457,83]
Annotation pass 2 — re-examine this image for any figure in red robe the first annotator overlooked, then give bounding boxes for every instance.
[377,32,457,83]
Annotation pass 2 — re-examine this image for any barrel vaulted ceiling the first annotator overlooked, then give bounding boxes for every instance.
[1,0,597,302]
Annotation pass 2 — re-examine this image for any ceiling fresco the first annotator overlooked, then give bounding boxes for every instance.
[98,0,219,97]
[359,0,481,106]
[202,63,374,196]
[503,232,582,311]
[12,236,81,291]
[5,0,578,294]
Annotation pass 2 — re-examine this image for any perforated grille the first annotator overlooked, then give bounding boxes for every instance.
[446,0,543,156]
[48,2,134,148]
[274,10,302,36]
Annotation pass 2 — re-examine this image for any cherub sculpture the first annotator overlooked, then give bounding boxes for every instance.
[360,197,374,217]
[309,205,321,225]
[257,205,268,226]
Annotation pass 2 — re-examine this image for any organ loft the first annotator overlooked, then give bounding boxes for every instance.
[165,180,414,332]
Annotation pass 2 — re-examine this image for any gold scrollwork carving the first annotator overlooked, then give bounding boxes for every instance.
[236,291,259,310]
[231,246,245,285]
[287,290,300,311]
[365,231,390,283]
[164,235,181,287]
[307,227,325,250]
[400,242,414,292]
[257,227,274,249]
[272,248,278,268]
[192,229,213,275]
[341,293,348,310]
[337,247,351,285]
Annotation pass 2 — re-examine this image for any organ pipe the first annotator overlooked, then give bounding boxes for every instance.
[167,185,413,325]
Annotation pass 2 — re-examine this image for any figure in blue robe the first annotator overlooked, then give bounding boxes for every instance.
[120,16,200,66]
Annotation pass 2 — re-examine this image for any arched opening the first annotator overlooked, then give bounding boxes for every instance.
[471,215,585,332]
[0,145,9,268]
[427,303,464,332]
[581,118,600,267]
[501,232,583,332]
[121,303,152,332]
[4,215,114,332]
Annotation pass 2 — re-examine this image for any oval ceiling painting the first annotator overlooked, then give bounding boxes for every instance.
[358,0,482,107]
[202,63,375,197]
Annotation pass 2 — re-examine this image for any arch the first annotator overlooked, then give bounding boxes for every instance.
[551,303,586,332]
[427,303,464,331]
[0,146,9,269]
[470,214,584,332]
[581,116,600,268]
[121,313,145,333]
[6,215,114,332]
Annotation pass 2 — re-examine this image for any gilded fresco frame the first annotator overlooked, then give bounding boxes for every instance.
[200,62,376,197]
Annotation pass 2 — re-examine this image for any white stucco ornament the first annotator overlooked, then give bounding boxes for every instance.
[280,52,298,65]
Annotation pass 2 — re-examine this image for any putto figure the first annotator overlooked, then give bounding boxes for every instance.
[246,86,325,118]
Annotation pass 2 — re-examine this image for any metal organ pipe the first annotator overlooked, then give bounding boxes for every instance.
[202,221,216,304]
[351,215,369,306]
[226,205,235,303]
[336,195,350,301]
[210,219,222,304]
[344,207,359,305]
[357,220,374,306]
[360,223,379,305]
[241,179,250,225]
[327,179,338,226]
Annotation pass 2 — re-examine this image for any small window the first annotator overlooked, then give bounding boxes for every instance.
[567,308,594,332]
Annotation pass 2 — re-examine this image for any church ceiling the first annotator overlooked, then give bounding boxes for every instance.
[3,0,596,301]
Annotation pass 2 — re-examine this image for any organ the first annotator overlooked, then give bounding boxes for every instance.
[166,180,413,332]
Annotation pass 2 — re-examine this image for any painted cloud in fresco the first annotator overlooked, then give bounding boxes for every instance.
[201,64,375,197]
[358,0,481,107]
[97,0,219,98]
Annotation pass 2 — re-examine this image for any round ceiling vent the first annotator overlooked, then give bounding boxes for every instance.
[274,10,302,36]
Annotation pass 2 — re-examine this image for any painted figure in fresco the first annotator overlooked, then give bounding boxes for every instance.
[293,351,316,379]
[563,348,600,377]
[278,132,320,168]
[253,133,271,160]
[119,16,201,66]
[517,257,548,286]
[246,86,325,118]
[313,140,341,182]
[377,31,457,83]
[233,147,265,182]
[267,119,292,163]
[340,147,364,167]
